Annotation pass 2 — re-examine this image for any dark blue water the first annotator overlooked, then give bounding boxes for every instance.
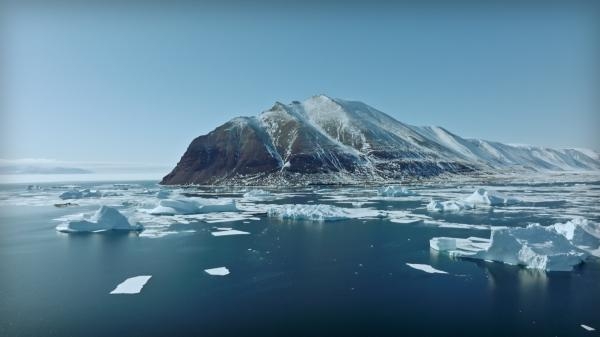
[0,180,599,336]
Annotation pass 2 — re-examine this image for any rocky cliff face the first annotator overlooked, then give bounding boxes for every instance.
[161,95,599,185]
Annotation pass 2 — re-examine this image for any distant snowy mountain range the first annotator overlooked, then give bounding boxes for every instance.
[162,95,599,185]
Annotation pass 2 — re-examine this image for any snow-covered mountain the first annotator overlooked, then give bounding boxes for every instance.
[161,95,599,185]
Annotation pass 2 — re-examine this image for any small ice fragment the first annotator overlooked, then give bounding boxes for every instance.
[406,263,448,274]
[581,324,595,331]
[110,275,152,294]
[211,229,250,237]
[205,267,230,276]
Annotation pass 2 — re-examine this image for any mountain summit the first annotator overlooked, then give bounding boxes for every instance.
[161,95,599,185]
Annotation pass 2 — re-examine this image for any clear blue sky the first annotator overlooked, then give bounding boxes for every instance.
[2,1,599,168]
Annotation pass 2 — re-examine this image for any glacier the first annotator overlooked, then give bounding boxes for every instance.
[56,206,143,233]
[430,217,600,271]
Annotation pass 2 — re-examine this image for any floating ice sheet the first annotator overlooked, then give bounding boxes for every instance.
[110,275,152,294]
[406,263,448,274]
[211,229,250,237]
[204,267,230,276]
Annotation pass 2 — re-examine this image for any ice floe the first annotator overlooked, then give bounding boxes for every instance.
[110,275,152,294]
[430,217,600,271]
[56,206,143,233]
[148,198,238,215]
[581,324,595,331]
[211,228,250,236]
[267,204,382,221]
[204,267,230,276]
[406,263,448,274]
[427,188,520,212]
[59,189,101,200]
[377,186,416,197]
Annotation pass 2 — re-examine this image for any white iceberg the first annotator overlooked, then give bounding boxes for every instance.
[110,275,152,294]
[149,198,237,215]
[56,206,143,233]
[377,186,415,197]
[406,263,448,274]
[427,188,520,212]
[463,188,520,207]
[430,217,600,271]
[204,267,230,276]
[267,204,381,221]
[59,189,101,200]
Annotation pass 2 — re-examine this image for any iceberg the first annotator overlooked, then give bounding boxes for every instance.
[110,275,152,294]
[56,206,143,233]
[406,263,448,274]
[430,217,599,271]
[59,189,101,200]
[427,188,520,212]
[148,198,238,215]
[267,204,381,221]
[204,267,230,276]
[377,186,415,197]
[463,188,520,207]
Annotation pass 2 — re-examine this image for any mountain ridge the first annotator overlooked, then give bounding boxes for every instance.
[161,95,599,185]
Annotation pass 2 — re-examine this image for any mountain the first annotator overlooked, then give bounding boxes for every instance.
[161,95,600,185]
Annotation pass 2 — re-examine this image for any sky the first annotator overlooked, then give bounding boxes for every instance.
[1,0,599,171]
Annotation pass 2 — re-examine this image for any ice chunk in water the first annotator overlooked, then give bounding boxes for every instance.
[204,267,230,276]
[406,263,448,274]
[110,275,152,294]
[427,188,520,212]
[267,204,381,221]
[59,189,101,200]
[149,198,237,215]
[377,186,415,197]
[56,206,143,233]
[430,217,599,271]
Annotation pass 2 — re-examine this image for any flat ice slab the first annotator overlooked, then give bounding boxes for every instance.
[406,263,448,274]
[211,229,250,237]
[110,275,152,294]
[204,267,230,276]
[427,188,520,212]
[581,324,595,331]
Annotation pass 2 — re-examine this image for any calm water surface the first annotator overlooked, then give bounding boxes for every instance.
[0,179,599,336]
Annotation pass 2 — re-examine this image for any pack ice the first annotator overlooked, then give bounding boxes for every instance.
[430,217,600,271]
[56,206,143,233]
[148,198,238,215]
[427,188,519,212]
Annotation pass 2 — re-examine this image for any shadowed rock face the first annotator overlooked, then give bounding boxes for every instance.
[161,95,599,185]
